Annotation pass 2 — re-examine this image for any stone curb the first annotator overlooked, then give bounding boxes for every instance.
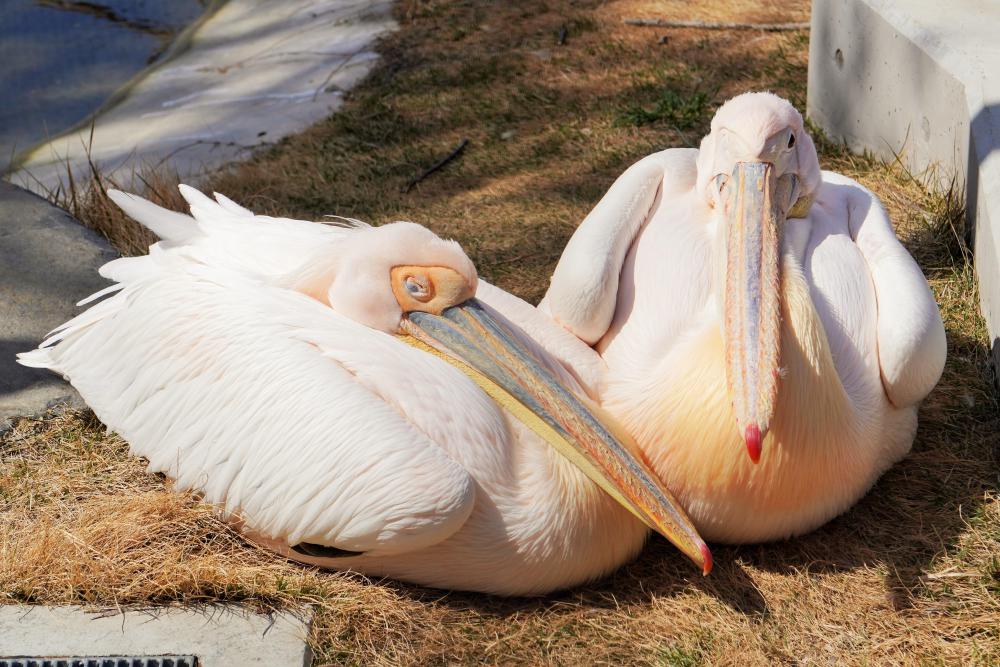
[0,181,116,429]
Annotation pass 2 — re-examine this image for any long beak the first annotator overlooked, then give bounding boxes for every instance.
[400,298,712,575]
[723,162,789,463]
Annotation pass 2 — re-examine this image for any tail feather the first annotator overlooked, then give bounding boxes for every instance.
[99,257,145,283]
[213,191,254,217]
[16,348,53,370]
[77,282,124,307]
[178,184,230,225]
[107,190,199,243]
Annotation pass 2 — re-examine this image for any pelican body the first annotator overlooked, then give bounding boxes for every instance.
[541,93,946,543]
[20,186,709,595]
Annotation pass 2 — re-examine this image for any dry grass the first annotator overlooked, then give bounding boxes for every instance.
[4,0,999,664]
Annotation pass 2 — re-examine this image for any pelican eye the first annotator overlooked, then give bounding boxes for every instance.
[404,276,432,301]
[787,133,796,149]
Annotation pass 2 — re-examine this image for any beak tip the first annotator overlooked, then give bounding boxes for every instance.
[745,424,762,464]
[700,543,713,576]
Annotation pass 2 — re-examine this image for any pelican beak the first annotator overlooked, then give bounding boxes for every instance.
[722,161,792,464]
[400,299,711,575]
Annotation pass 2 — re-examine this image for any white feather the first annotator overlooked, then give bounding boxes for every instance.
[107,189,198,243]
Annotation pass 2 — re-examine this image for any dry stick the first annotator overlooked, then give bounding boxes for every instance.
[623,18,810,31]
[37,0,172,36]
[404,139,469,193]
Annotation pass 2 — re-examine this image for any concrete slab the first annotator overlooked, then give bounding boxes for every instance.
[807,0,1000,361]
[0,182,116,428]
[0,606,312,667]
[8,0,396,195]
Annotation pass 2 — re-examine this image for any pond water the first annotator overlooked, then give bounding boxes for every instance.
[0,0,207,173]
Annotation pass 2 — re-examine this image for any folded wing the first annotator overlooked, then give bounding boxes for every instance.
[540,148,697,345]
[836,173,947,408]
[21,254,478,557]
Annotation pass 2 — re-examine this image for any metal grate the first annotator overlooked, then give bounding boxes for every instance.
[0,658,196,667]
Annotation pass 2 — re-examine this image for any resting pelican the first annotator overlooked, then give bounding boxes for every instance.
[19,187,710,595]
[540,92,947,543]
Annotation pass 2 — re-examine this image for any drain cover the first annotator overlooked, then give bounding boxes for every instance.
[0,658,196,667]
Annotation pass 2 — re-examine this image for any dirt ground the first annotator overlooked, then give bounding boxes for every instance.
[3,1,998,664]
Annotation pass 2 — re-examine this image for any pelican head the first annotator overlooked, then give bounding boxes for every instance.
[287,221,477,332]
[291,222,712,574]
[695,92,821,463]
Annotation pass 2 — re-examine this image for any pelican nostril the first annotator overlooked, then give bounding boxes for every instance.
[710,174,730,209]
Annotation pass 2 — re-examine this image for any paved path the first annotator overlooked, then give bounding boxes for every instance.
[9,0,396,195]
[0,181,116,428]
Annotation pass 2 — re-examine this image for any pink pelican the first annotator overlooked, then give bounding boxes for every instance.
[19,186,709,595]
[540,92,947,543]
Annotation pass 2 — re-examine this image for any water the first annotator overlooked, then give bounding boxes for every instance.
[0,0,207,172]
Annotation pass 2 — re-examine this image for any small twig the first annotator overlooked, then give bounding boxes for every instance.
[623,18,810,31]
[404,139,469,193]
[37,0,172,37]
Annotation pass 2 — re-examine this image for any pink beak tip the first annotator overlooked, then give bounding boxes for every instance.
[700,543,713,576]
[745,424,762,464]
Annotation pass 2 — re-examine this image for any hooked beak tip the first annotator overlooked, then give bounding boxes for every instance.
[700,543,713,576]
[745,424,762,464]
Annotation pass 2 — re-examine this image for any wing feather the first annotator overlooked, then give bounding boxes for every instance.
[27,261,478,556]
[827,172,947,407]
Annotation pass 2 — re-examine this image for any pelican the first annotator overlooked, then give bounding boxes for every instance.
[540,92,947,543]
[18,186,710,595]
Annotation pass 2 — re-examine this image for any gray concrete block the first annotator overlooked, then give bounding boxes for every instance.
[0,606,312,667]
[0,182,117,427]
[807,0,1000,360]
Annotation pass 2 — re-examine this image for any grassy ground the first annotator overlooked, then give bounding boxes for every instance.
[4,0,999,664]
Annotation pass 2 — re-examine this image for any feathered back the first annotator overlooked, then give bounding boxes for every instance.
[103,186,370,284]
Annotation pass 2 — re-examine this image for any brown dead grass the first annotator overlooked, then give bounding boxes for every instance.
[5,0,999,664]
